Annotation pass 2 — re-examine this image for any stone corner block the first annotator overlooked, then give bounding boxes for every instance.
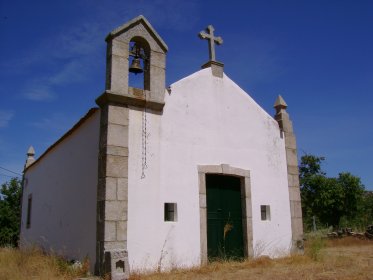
[98,177,117,201]
[116,221,127,242]
[105,201,127,221]
[107,124,129,147]
[104,221,117,242]
[117,178,128,201]
[106,155,128,178]
[108,104,129,125]
[104,250,130,280]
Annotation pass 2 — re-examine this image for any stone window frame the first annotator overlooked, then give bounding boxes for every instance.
[198,164,253,264]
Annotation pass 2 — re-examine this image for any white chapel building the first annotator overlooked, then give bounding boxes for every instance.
[20,15,303,278]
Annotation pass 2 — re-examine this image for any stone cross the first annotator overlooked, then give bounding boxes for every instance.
[199,25,223,62]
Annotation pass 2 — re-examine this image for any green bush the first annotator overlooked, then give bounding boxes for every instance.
[0,178,22,247]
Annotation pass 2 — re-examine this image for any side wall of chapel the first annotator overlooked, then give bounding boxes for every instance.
[20,110,100,271]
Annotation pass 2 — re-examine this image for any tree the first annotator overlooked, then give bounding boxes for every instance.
[0,177,22,247]
[351,191,373,228]
[362,191,373,224]
[337,172,365,221]
[300,154,329,228]
[299,154,365,229]
[299,154,325,179]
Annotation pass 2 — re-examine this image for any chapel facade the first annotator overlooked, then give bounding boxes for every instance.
[20,15,303,279]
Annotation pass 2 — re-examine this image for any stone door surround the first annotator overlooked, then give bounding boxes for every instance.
[198,164,253,264]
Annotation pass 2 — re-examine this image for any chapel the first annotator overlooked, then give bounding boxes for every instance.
[20,15,303,279]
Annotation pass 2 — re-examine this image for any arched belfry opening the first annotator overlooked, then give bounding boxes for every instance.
[128,37,150,91]
[97,15,168,109]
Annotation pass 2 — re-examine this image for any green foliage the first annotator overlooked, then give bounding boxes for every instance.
[300,154,366,230]
[361,192,373,223]
[341,191,373,229]
[299,154,325,178]
[0,178,22,247]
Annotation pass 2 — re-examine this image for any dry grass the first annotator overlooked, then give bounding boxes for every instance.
[130,239,373,280]
[0,246,89,280]
[1,239,372,280]
[326,236,372,247]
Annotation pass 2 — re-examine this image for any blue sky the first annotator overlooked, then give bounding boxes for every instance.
[0,0,372,190]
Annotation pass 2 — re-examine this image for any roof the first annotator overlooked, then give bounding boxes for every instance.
[106,15,168,52]
[24,108,99,172]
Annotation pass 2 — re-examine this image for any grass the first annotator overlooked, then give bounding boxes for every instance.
[1,238,372,280]
[130,238,373,280]
[0,246,89,280]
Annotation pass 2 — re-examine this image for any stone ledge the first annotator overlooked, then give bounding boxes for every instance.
[96,90,165,111]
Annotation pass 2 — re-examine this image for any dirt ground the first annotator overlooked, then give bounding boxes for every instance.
[130,242,373,280]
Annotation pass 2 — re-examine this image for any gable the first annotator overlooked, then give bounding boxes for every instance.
[162,68,281,149]
[106,15,168,53]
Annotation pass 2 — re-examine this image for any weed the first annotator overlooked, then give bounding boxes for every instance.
[305,236,325,261]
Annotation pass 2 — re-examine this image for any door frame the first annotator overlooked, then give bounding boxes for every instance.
[198,164,253,264]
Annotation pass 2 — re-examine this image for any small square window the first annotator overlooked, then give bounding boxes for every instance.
[164,203,177,222]
[261,205,270,221]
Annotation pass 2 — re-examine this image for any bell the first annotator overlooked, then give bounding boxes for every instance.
[129,57,143,74]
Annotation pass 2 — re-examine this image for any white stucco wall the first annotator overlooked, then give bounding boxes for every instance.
[127,68,292,271]
[20,109,100,269]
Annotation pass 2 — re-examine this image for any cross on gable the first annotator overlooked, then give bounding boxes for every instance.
[199,25,223,62]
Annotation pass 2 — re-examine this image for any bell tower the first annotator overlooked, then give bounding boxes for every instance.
[97,15,168,107]
[95,15,168,278]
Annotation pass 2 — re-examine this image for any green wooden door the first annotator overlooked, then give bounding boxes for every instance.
[206,174,244,260]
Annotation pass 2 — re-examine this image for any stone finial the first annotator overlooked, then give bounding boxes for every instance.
[27,146,35,156]
[24,146,35,169]
[274,95,288,111]
[274,95,292,133]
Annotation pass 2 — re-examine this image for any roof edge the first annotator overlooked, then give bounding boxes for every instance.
[24,108,99,172]
[105,15,168,52]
